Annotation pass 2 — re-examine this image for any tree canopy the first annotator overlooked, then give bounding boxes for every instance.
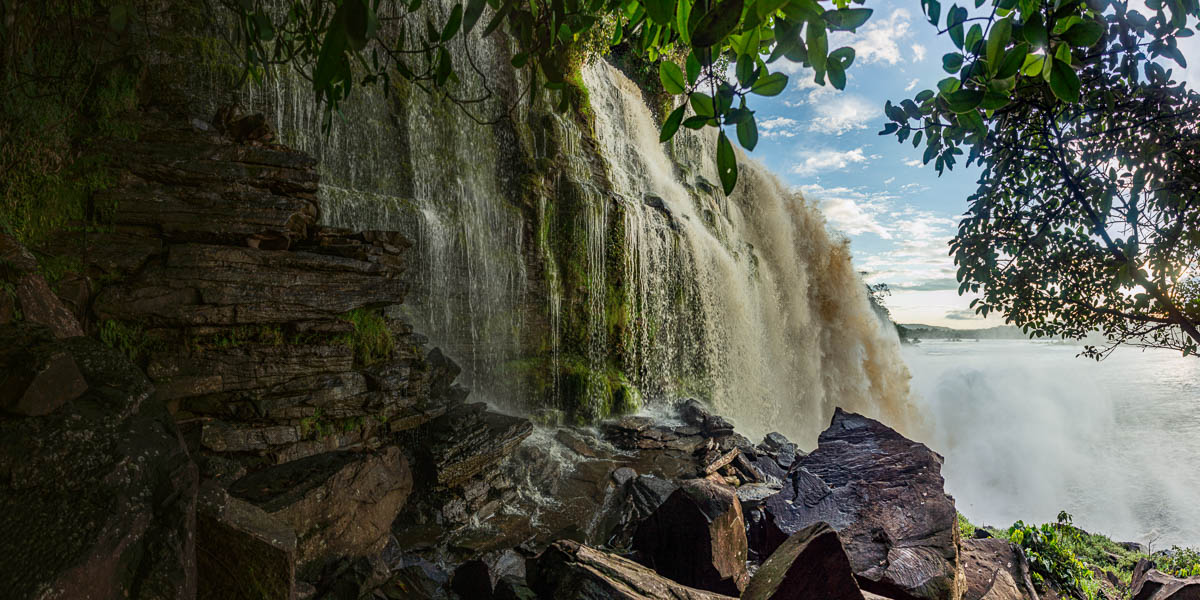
[881,0,1200,357]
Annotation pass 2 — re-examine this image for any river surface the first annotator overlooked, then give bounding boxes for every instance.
[903,339,1200,549]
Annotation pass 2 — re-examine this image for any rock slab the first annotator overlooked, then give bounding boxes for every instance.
[529,539,736,600]
[632,478,749,595]
[762,408,964,600]
[741,521,870,600]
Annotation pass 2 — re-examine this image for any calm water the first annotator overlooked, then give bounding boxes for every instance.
[903,339,1200,548]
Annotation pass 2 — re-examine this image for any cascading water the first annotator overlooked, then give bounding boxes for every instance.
[222,1,917,445]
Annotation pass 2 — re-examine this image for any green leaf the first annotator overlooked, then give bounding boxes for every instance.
[254,12,275,41]
[481,3,511,37]
[1023,12,1047,49]
[346,0,372,49]
[1021,52,1044,76]
[965,23,983,52]
[441,3,463,41]
[717,131,738,194]
[829,46,855,69]
[690,92,715,116]
[737,114,759,150]
[677,0,693,45]
[806,21,828,73]
[827,62,847,89]
[944,88,984,112]
[464,0,487,33]
[987,17,1012,65]
[691,0,745,47]
[314,15,350,91]
[659,61,686,94]
[751,72,789,95]
[109,3,130,32]
[645,0,675,26]
[686,53,702,84]
[996,42,1029,78]
[948,5,968,48]
[682,115,711,129]
[736,54,754,86]
[1061,20,1103,46]
[822,8,873,31]
[1049,58,1080,102]
[938,76,961,93]
[435,46,453,85]
[660,105,686,142]
[943,52,964,73]
[758,0,791,19]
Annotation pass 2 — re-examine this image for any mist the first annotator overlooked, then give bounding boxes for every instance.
[904,340,1200,548]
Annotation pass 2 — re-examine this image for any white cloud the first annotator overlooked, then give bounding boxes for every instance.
[798,183,895,238]
[911,44,928,62]
[759,117,801,138]
[905,78,920,91]
[904,158,923,167]
[809,94,877,135]
[832,9,915,66]
[884,176,896,185]
[789,148,870,177]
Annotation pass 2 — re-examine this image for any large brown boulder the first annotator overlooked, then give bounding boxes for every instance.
[529,539,735,600]
[1131,561,1200,600]
[0,322,88,416]
[741,522,870,600]
[0,330,198,599]
[761,408,964,600]
[228,446,413,578]
[197,484,297,600]
[0,233,84,338]
[961,538,1038,600]
[632,478,749,595]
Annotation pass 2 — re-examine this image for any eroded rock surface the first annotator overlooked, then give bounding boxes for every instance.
[761,408,964,600]
[1131,561,1200,600]
[529,539,736,600]
[0,330,197,599]
[633,478,749,595]
[961,538,1038,600]
[741,522,870,600]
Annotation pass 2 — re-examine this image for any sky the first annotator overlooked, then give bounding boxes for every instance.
[742,0,1200,327]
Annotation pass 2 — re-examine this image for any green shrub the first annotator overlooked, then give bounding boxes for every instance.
[958,513,977,540]
[343,308,394,366]
[1008,518,1095,599]
[99,319,146,363]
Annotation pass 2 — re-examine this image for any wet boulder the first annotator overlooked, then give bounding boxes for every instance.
[960,538,1038,600]
[1131,562,1200,600]
[529,539,735,600]
[741,522,869,600]
[228,446,413,578]
[0,331,198,599]
[197,483,297,600]
[760,408,963,600]
[0,322,88,416]
[632,478,749,595]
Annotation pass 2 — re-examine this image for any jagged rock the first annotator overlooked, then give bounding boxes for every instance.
[760,408,963,600]
[495,575,538,600]
[613,466,638,485]
[741,522,869,600]
[0,233,84,338]
[0,322,88,416]
[0,333,197,599]
[529,540,735,600]
[228,447,413,577]
[1131,563,1200,600]
[452,559,495,599]
[377,555,452,599]
[961,538,1038,600]
[197,483,297,600]
[558,427,605,458]
[416,403,534,489]
[633,478,749,595]
[99,121,318,246]
[94,242,408,328]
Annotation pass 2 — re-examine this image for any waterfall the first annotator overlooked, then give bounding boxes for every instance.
[217,3,918,445]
